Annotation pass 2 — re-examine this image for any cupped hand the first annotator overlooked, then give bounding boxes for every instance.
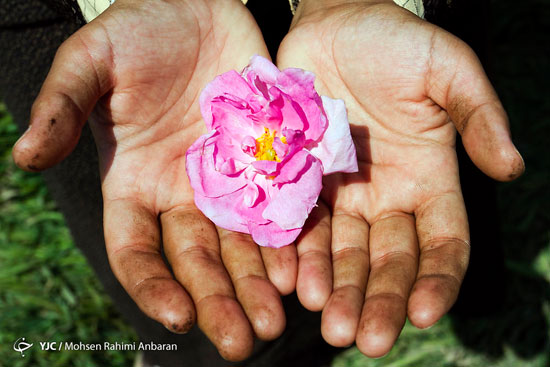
[12,0,292,360]
[277,0,524,357]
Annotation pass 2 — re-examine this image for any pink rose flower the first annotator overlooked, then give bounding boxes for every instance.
[186,56,358,248]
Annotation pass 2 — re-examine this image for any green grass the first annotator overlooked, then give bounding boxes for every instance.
[333,318,549,367]
[0,103,138,366]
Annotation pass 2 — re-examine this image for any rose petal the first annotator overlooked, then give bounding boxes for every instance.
[251,160,278,175]
[186,130,247,198]
[248,221,302,248]
[263,154,323,230]
[241,135,257,156]
[210,96,262,137]
[282,128,305,147]
[216,157,246,176]
[277,68,327,142]
[272,138,288,159]
[200,70,256,130]
[270,87,306,134]
[190,56,356,251]
[239,176,271,225]
[194,178,271,233]
[243,182,260,207]
[247,88,283,131]
[243,55,280,86]
[194,190,249,233]
[273,149,310,184]
[213,135,253,168]
[309,96,359,174]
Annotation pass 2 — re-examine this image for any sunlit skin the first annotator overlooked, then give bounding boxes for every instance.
[12,0,294,361]
[11,0,525,362]
[277,0,524,358]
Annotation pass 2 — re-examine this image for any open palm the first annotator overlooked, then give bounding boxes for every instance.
[278,0,524,357]
[14,0,287,360]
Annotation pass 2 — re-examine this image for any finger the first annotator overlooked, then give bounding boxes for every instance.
[104,199,195,334]
[409,192,470,329]
[161,207,254,361]
[426,31,524,181]
[218,228,286,340]
[295,202,332,311]
[321,212,370,347]
[355,214,418,358]
[12,28,113,171]
[259,244,298,296]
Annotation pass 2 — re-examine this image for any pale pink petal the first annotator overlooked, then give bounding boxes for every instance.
[243,182,260,207]
[186,130,247,198]
[272,138,288,159]
[277,68,317,100]
[273,149,310,184]
[251,160,278,175]
[210,96,262,137]
[237,180,270,225]
[194,190,248,233]
[216,158,247,176]
[277,69,327,142]
[200,70,256,130]
[194,180,270,233]
[248,221,302,248]
[309,96,358,174]
[213,135,253,167]
[241,135,257,157]
[263,96,284,126]
[247,90,283,131]
[282,128,305,147]
[190,57,352,250]
[263,154,323,230]
[277,91,306,133]
[243,55,281,86]
[246,94,266,114]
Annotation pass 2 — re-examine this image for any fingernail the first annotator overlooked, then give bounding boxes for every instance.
[514,146,525,167]
[508,145,526,179]
[373,351,391,359]
[14,125,32,147]
[164,319,194,334]
[417,319,437,329]
[164,324,187,334]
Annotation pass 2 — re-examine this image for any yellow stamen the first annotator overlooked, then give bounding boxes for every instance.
[255,127,284,162]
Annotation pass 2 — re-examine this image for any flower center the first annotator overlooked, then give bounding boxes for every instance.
[255,128,286,162]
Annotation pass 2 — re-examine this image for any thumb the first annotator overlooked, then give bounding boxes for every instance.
[13,28,113,171]
[427,31,525,182]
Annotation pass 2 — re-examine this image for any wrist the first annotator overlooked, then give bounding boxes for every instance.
[77,0,250,23]
[291,0,390,25]
[293,0,423,23]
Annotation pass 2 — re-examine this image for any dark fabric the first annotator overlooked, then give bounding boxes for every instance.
[41,0,86,25]
[247,0,292,59]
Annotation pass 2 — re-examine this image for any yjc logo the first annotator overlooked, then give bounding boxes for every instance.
[13,337,33,357]
[40,341,58,351]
